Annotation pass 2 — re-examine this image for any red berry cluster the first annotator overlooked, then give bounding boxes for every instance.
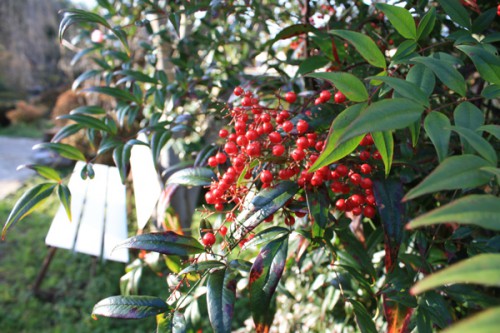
[203,86,379,245]
[497,4,500,16]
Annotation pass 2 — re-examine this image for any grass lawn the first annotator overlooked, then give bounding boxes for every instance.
[0,119,53,139]
[0,180,168,332]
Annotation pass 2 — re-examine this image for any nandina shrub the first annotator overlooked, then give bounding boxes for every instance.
[3,1,500,332]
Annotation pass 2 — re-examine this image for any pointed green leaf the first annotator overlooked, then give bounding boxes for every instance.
[17,164,61,182]
[157,311,186,333]
[368,76,429,107]
[456,45,500,85]
[296,56,330,76]
[391,40,418,64]
[33,143,86,161]
[481,84,500,99]
[450,126,497,165]
[2,183,56,239]
[57,184,72,222]
[114,232,205,256]
[338,99,424,145]
[85,86,140,104]
[249,236,288,333]
[417,7,436,40]
[372,131,394,176]
[441,307,500,333]
[329,30,386,68]
[411,56,466,96]
[242,226,290,250]
[407,194,500,231]
[207,268,238,333]
[112,145,128,184]
[454,102,485,154]
[437,0,471,30]
[306,188,330,238]
[72,69,101,90]
[270,23,317,46]
[151,130,172,166]
[309,103,366,172]
[178,260,226,276]
[480,167,500,184]
[51,124,83,143]
[424,111,451,162]
[376,4,417,40]
[92,295,167,319]
[472,8,497,34]
[349,299,377,333]
[227,181,299,248]
[407,63,436,97]
[403,155,492,200]
[58,114,111,132]
[114,69,158,84]
[308,72,368,102]
[478,125,500,140]
[70,105,106,115]
[166,167,216,187]
[411,254,500,295]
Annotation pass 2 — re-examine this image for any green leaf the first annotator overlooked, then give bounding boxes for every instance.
[406,63,436,97]
[329,30,386,68]
[2,183,56,239]
[372,131,394,176]
[227,181,299,247]
[85,86,140,104]
[478,125,500,140]
[391,40,418,64]
[242,226,290,250]
[450,126,497,165]
[411,56,466,96]
[34,143,86,161]
[436,0,471,30]
[440,307,500,333]
[166,167,216,187]
[456,45,500,85]
[407,194,500,231]
[306,189,330,237]
[72,69,101,90]
[403,155,492,201]
[207,268,238,333]
[58,114,111,132]
[307,72,369,102]
[115,69,158,84]
[112,145,129,184]
[367,76,429,107]
[454,102,485,154]
[481,84,500,99]
[70,105,106,115]
[151,130,172,167]
[51,124,83,143]
[92,295,168,319]
[114,232,205,256]
[472,8,497,34]
[269,24,317,46]
[417,7,436,40]
[424,111,451,162]
[309,103,366,172]
[349,299,377,333]
[57,183,72,222]
[480,166,500,184]
[411,253,500,295]
[17,164,61,182]
[249,236,288,333]
[157,311,186,333]
[376,4,417,40]
[337,99,425,145]
[178,260,226,276]
[296,56,330,76]
[372,180,405,272]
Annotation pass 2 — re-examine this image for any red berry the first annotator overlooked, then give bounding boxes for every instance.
[236,135,249,147]
[202,232,216,246]
[314,97,323,105]
[215,152,227,164]
[373,151,382,160]
[264,214,274,222]
[365,194,376,206]
[241,96,252,106]
[360,178,373,189]
[233,86,244,96]
[350,173,362,185]
[363,205,376,218]
[296,120,309,134]
[296,136,309,149]
[336,164,349,177]
[219,226,228,236]
[360,164,372,174]
[291,148,305,161]
[282,121,294,133]
[245,130,259,141]
[352,206,362,216]
[311,174,323,186]
[334,91,346,103]
[268,131,282,143]
[335,198,346,211]
[246,142,261,157]
[319,90,331,102]
[215,203,224,211]
[260,170,273,184]
[285,91,297,103]
[285,216,295,226]
[359,150,370,161]
[219,129,229,138]
[350,194,365,206]
[208,156,218,167]
[272,144,285,156]
[224,141,238,155]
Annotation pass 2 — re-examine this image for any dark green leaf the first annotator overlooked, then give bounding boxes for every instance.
[166,167,216,186]
[376,4,417,39]
[178,260,226,276]
[226,182,299,247]
[92,295,167,319]
[57,183,72,222]
[478,124,500,140]
[407,194,500,231]
[85,86,140,104]
[296,56,330,76]
[114,232,205,256]
[372,131,394,176]
[242,226,290,250]
[207,268,238,333]
[370,76,429,106]
[306,189,330,238]
[157,311,186,333]
[480,167,500,184]
[269,24,317,46]
[391,40,418,64]
[440,307,500,333]
[249,236,288,333]
[450,126,497,165]
[456,45,500,85]
[330,30,386,68]
[481,84,500,99]
[406,63,436,97]
[115,69,158,84]
[454,102,485,154]
[417,7,436,40]
[472,8,497,34]
[112,145,128,184]
[34,142,86,161]
[403,155,492,200]
[72,69,101,90]
[424,111,451,162]
[349,299,377,333]
[411,56,466,96]
[2,183,56,239]
[51,124,83,143]
[58,114,111,132]
[17,164,61,182]
[59,9,110,41]
[151,130,172,166]
[70,105,106,115]
[411,253,500,294]
[307,72,369,102]
[373,180,405,272]
[437,0,471,29]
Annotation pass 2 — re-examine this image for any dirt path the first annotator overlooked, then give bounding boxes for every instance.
[0,136,41,199]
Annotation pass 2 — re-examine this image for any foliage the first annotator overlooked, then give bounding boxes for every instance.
[3,0,500,332]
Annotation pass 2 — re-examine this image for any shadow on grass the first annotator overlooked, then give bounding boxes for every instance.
[0,181,167,333]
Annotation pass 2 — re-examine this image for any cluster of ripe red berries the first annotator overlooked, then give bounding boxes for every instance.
[201,87,379,247]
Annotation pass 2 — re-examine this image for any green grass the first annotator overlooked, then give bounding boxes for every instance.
[0,120,53,139]
[0,179,167,333]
